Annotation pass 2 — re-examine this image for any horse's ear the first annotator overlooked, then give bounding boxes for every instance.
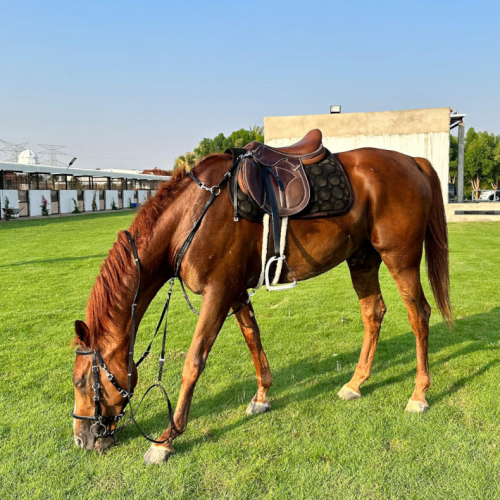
[74,320,90,343]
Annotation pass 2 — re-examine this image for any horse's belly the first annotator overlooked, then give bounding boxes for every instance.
[283,218,355,282]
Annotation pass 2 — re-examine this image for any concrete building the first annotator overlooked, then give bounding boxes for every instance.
[264,107,500,222]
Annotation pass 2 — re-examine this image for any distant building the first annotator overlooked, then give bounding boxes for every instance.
[18,150,40,165]
[0,160,170,219]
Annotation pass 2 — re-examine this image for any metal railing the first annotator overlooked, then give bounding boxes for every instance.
[471,189,500,202]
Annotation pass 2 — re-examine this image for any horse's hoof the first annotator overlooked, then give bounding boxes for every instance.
[405,399,429,413]
[143,444,175,465]
[246,401,271,415]
[337,384,361,400]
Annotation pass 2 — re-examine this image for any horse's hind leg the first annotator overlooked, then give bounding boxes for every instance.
[233,300,272,415]
[338,244,386,400]
[382,252,431,413]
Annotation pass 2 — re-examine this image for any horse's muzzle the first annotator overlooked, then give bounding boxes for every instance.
[74,432,96,451]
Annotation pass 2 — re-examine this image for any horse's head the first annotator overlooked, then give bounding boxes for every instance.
[72,320,136,452]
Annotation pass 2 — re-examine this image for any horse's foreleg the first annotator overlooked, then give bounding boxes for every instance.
[143,287,232,465]
[233,300,272,415]
[338,246,385,400]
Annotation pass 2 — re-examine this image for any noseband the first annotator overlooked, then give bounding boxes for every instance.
[72,155,249,441]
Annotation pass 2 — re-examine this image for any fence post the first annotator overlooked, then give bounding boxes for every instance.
[457,122,465,203]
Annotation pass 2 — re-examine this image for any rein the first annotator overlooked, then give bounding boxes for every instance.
[73,156,249,442]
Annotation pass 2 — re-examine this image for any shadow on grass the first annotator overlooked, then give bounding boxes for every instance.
[118,307,500,452]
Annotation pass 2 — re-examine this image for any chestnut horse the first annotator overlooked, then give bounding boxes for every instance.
[72,147,451,464]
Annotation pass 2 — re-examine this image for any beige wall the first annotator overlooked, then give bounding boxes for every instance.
[265,107,451,203]
[445,202,500,222]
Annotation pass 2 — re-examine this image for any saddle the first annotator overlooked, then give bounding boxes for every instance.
[226,130,334,291]
[238,129,326,217]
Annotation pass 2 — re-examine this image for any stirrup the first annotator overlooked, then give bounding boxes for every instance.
[265,256,297,292]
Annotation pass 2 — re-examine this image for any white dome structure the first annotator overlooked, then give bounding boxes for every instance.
[18,149,40,165]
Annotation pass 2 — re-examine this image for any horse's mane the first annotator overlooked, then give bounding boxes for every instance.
[132,153,230,241]
[76,153,231,348]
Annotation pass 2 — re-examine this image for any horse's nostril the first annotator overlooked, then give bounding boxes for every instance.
[75,436,84,448]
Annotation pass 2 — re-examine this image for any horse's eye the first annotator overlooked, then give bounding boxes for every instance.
[73,374,86,389]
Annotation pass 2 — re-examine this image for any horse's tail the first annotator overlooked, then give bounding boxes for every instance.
[415,157,453,329]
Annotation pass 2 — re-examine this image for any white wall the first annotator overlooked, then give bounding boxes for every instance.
[122,190,136,208]
[105,190,119,210]
[1,190,19,218]
[137,190,148,204]
[269,133,449,204]
[59,190,78,214]
[29,190,51,216]
[83,190,100,212]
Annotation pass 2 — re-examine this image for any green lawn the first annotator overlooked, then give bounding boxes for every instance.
[1,213,499,499]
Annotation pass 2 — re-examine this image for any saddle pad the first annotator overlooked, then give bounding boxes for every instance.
[228,152,353,221]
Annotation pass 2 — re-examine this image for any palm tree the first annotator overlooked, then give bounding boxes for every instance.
[173,151,199,172]
[249,125,264,136]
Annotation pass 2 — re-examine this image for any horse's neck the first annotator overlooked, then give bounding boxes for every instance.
[92,169,211,354]
[93,221,181,356]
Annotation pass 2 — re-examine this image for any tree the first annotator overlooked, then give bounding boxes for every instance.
[187,126,265,167]
[141,167,172,176]
[449,134,458,183]
[464,128,496,199]
[249,125,264,136]
[491,138,500,189]
[227,128,264,148]
[174,151,199,172]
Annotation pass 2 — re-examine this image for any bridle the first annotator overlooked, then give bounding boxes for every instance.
[72,349,131,437]
[72,153,250,441]
[71,273,175,441]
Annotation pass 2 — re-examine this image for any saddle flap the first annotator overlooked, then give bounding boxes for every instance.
[233,130,331,218]
[239,157,311,217]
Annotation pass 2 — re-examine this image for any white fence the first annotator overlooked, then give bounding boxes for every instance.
[83,190,100,212]
[1,188,156,220]
[29,190,51,216]
[59,190,78,214]
[105,190,119,210]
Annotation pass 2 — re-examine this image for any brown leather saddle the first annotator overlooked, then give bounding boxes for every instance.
[226,129,351,291]
[238,129,326,217]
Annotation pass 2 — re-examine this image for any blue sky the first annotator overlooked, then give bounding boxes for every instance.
[1,0,498,170]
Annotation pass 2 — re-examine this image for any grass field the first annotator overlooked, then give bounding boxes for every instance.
[1,212,499,499]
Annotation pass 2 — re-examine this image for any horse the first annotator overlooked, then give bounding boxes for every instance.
[72,144,452,464]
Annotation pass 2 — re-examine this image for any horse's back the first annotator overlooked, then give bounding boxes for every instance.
[338,147,433,209]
